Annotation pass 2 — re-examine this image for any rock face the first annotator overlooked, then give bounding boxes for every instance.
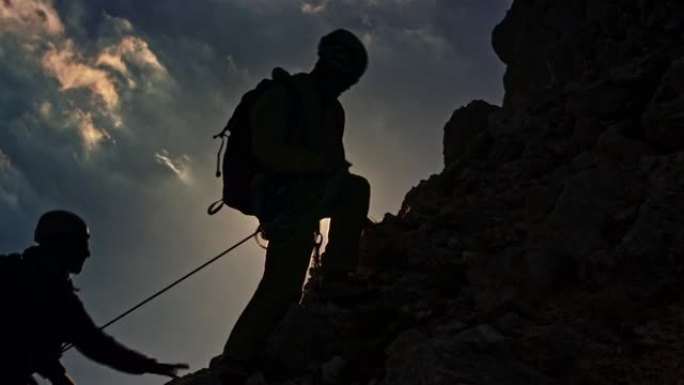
[173,1,684,384]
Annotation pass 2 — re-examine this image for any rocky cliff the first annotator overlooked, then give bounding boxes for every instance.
[173,1,684,384]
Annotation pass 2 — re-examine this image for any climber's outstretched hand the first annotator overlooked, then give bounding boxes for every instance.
[149,362,190,379]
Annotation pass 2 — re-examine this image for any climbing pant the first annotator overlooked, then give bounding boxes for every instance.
[222,172,370,361]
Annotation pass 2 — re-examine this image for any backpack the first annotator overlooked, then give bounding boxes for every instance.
[0,253,21,313]
[0,253,21,280]
[208,68,302,216]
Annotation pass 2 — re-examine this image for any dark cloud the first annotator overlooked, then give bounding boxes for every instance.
[0,150,10,170]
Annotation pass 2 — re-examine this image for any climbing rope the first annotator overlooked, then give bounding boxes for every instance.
[61,228,261,353]
[61,182,334,353]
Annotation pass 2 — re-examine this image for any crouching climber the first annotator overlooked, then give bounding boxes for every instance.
[0,210,188,385]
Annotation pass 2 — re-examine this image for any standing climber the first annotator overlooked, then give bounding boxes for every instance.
[218,29,371,383]
[0,210,188,385]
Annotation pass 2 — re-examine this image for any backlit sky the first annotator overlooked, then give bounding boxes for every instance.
[0,0,510,383]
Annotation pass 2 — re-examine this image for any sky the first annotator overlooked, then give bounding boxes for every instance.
[0,0,510,383]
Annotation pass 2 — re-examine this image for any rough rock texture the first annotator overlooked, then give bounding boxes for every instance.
[443,100,501,167]
[172,1,684,384]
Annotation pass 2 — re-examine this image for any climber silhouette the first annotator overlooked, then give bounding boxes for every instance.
[217,29,371,384]
[0,210,188,385]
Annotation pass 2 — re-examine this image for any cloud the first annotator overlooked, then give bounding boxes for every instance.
[70,109,111,150]
[40,34,169,138]
[0,149,11,171]
[154,150,192,183]
[38,101,52,118]
[0,150,34,211]
[96,35,167,81]
[104,13,134,34]
[0,184,19,208]
[118,35,166,73]
[0,0,64,36]
[301,1,326,14]
[42,40,121,111]
[96,49,128,77]
[1,0,168,152]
